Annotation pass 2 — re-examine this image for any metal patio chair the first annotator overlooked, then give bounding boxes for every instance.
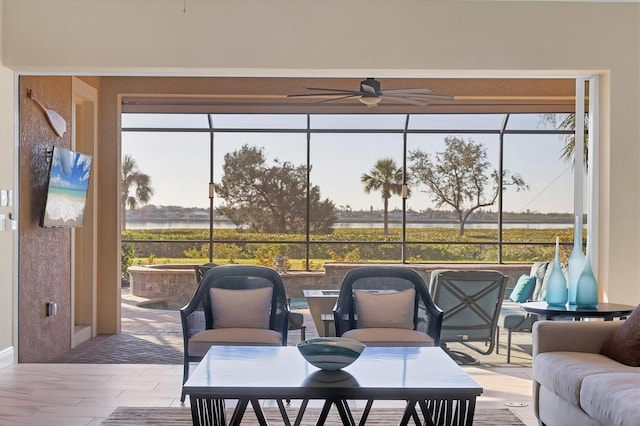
[193,262,217,284]
[429,269,508,364]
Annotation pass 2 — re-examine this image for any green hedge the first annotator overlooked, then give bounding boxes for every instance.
[122,226,580,266]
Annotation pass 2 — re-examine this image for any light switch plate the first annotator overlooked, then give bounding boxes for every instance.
[0,190,7,207]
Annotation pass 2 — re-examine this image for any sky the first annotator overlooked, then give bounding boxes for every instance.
[49,146,93,191]
[121,113,583,214]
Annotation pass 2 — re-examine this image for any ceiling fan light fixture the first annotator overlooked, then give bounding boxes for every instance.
[358,96,382,107]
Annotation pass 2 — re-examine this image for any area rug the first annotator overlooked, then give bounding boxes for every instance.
[101,406,524,425]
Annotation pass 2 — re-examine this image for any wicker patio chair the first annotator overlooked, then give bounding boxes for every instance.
[180,264,290,402]
[333,266,443,347]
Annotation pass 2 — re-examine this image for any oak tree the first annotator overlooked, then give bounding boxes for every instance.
[409,137,528,236]
[215,145,336,233]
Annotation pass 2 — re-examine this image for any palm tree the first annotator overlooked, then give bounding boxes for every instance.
[121,155,154,230]
[361,158,405,236]
[543,113,589,171]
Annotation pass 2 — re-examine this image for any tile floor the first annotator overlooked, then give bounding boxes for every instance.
[0,288,538,425]
[0,363,537,426]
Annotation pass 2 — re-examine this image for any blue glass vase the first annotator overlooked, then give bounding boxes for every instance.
[576,255,598,308]
[567,215,585,305]
[546,236,568,306]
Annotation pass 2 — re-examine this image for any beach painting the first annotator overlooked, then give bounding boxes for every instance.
[41,146,93,227]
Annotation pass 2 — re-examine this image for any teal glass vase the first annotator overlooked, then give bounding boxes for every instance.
[576,255,598,308]
[546,236,568,306]
[567,215,585,305]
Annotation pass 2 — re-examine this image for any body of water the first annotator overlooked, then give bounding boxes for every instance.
[127,220,573,230]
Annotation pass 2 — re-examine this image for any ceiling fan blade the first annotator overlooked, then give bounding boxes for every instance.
[287,91,361,98]
[382,96,431,107]
[305,87,363,94]
[402,94,455,101]
[286,79,454,106]
[315,94,361,104]
[380,88,434,95]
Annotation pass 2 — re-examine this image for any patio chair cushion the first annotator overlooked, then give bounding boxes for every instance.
[354,288,415,329]
[188,328,282,357]
[509,274,536,303]
[531,262,550,301]
[342,327,435,347]
[210,286,273,329]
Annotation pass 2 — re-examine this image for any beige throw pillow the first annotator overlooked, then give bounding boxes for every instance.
[210,286,272,329]
[354,288,415,329]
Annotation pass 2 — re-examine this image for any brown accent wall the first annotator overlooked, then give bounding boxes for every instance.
[18,76,72,362]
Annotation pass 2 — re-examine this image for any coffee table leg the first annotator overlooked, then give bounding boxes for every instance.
[294,399,309,426]
[401,400,425,426]
[464,398,477,426]
[334,399,356,426]
[418,398,477,426]
[228,399,249,425]
[276,399,292,426]
[190,397,226,426]
[358,400,374,426]
[249,399,270,426]
[312,399,356,426]
[316,400,333,425]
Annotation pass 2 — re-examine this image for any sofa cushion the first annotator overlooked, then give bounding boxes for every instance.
[580,373,640,426]
[188,328,282,357]
[354,288,415,329]
[342,327,435,347]
[509,274,536,303]
[533,351,639,407]
[600,304,640,367]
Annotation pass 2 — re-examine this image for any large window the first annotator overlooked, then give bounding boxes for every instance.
[121,112,585,269]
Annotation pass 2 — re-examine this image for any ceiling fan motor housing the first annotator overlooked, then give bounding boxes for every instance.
[360,78,381,96]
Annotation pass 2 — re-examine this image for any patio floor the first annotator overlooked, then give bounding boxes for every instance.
[52,288,534,367]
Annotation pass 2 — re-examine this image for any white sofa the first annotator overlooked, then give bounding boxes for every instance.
[532,320,639,426]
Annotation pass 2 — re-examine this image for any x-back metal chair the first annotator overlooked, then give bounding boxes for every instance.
[429,269,508,364]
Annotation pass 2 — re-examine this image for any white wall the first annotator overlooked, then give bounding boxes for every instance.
[0,0,17,366]
[0,1,638,359]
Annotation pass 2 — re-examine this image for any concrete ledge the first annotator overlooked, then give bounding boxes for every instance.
[128,264,198,306]
[323,263,531,290]
[128,262,532,308]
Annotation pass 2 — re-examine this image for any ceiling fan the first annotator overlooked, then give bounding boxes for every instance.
[287,77,454,108]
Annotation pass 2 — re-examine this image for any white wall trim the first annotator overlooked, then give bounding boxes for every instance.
[588,76,600,277]
[0,347,15,369]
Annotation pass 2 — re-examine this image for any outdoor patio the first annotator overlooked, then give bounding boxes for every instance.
[53,287,534,368]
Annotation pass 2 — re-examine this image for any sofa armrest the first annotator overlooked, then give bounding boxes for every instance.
[533,320,621,357]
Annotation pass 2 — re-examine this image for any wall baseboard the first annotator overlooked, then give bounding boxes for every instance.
[0,347,15,370]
